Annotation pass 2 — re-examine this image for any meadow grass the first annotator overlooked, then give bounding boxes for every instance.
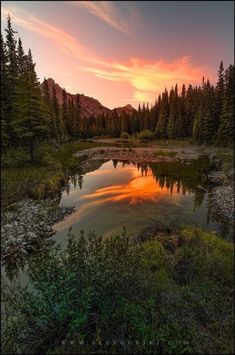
[1,141,105,209]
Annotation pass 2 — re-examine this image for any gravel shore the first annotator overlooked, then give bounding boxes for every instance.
[209,186,234,222]
[75,146,203,163]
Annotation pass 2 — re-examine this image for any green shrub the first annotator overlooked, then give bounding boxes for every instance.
[2,227,234,354]
[137,130,155,141]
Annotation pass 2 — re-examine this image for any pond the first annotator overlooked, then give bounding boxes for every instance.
[53,157,232,243]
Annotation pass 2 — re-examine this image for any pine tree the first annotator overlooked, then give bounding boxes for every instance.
[12,49,48,161]
[16,38,25,76]
[1,33,9,147]
[215,61,225,132]
[178,84,187,137]
[176,97,185,137]
[217,65,235,143]
[52,86,62,144]
[150,99,158,132]
[167,87,177,138]
[201,80,216,143]
[156,89,169,138]
[74,94,81,138]
[192,107,203,143]
[4,15,18,145]
[140,103,146,131]
[41,78,58,141]
[143,103,151,130]
[121,113,128,134]
[185,84,197,136]
[111,108,121,137]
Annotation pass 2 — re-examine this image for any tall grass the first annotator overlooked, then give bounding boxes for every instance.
[1,141,104,208]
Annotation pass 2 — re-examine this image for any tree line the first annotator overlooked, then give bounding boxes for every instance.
[90,62,234,144]
[1,17,234,162]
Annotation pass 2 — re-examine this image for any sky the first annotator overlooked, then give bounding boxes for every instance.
[1,1,234,109]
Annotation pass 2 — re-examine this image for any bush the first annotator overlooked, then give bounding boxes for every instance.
[120,132,130,139]
[137,130,155,141]
[2,227,234,354]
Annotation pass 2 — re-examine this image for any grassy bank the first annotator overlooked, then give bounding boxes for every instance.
[2,226,234,354]
[1,141,106,209]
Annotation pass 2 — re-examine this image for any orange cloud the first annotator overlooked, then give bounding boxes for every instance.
[81,56,206,103]
[1,5,93,61]
[2,5,206,105]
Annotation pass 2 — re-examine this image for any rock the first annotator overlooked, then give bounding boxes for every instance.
[207,171,226,185]
[27,232,37,240]
[4,224,12,229]
[228,169,234,179]
[6,237,16,246]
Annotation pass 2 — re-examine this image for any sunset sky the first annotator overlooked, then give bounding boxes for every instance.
[1,1,234,108]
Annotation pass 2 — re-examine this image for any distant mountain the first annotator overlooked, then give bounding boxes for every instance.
[115,104,136,116]
[41,78,136,118]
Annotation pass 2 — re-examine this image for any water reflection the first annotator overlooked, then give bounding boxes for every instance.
[53,158,232,241]
[68,175,84,192]
[68,158,209,210]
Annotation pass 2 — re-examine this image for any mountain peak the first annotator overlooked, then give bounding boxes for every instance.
[115,104,136,116]
[41,78,136,118]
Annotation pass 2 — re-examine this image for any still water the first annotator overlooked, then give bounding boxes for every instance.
[53,158,232,242]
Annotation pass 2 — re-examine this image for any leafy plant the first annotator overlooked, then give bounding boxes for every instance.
[2,227,234,354]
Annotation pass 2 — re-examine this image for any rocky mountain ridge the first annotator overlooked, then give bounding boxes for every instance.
[41,78,136,118]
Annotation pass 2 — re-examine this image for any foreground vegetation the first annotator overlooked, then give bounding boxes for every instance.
[2,226,234,354]
[1,141,105,209]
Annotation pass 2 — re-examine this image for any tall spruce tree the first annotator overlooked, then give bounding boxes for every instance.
[156,89,169,138]
[52,86,62,144]
[4,15,18,145]
[217,65,235,144]
[41,78,58,141]
[215,61,225,132]
[1,33,9,147]
[201,80,215,143]
[12,49,48,161]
